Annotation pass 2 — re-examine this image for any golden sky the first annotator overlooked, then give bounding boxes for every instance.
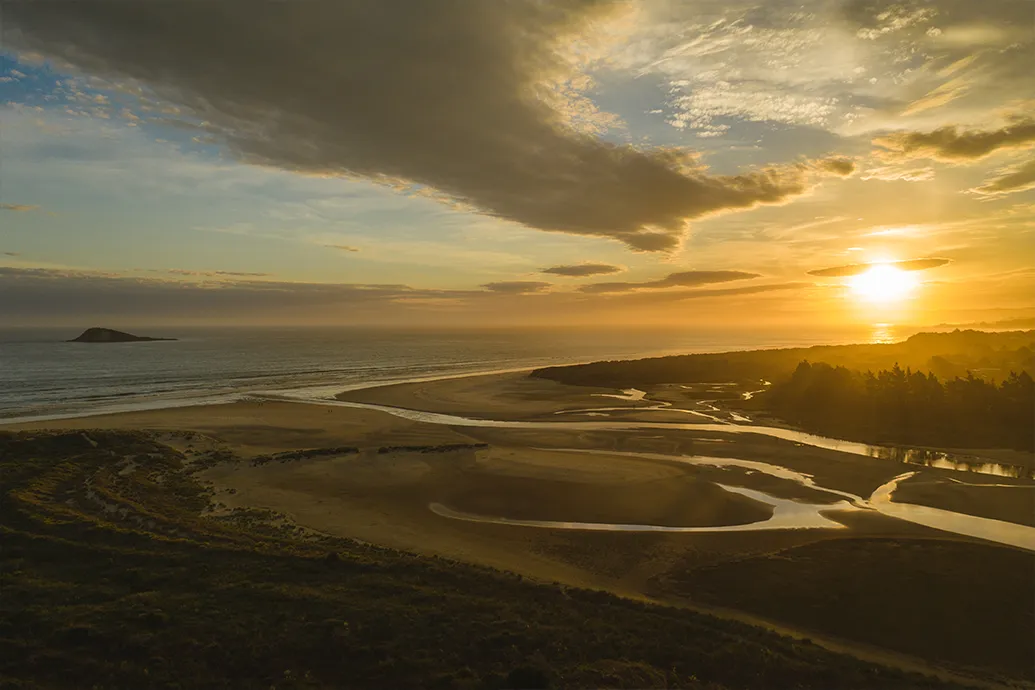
[1,0,1033,328]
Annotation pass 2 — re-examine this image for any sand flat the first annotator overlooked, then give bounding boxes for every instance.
[336,370,654,420]
[3,400,473,455]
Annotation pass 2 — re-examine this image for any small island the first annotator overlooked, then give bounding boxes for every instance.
[68,327,177,343]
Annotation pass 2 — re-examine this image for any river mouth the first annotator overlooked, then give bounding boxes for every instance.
[251,390,1035,551]
[429,449,1035,551]
[291,392,1034,480]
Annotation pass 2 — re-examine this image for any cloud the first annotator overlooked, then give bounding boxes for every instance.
[165,269,272,278]
[0,266,479,320]
[808,258,951,277]
[4,1,852,251]
[873,120,1035,162]
[2,252,21,257]
[861,165,935,182]
[580,270,760,293]
[605,0,1032,143]
[616,282,812,304]
[1,203,39,212]
[326,244,361,253]
[540,263,623,277]
[0,266,817,326]
[970,158,1035,197]
[480,281,552,294]
[214,270,271,277]
[813,157,856,176]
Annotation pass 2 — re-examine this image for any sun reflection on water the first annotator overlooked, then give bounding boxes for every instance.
[870,322,896,344]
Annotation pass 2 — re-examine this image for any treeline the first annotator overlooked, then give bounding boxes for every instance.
[764,362,1035,451]
[532,330,1034,389]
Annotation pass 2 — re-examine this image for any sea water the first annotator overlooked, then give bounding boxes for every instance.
[0,324,886,420]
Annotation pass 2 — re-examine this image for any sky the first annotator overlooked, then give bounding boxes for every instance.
[1,0,1033,330]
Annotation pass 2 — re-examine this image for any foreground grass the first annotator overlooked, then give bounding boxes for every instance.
[1,431,961,689]
[661,537,1035,680]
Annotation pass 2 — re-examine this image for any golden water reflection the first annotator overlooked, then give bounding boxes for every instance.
[870,322,896,344]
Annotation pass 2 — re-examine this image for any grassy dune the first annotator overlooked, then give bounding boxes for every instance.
[1,430,961,689]
[662,537,1035,680]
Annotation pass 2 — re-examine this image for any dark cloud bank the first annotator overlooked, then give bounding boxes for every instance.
[3,0,852,251]
[1,266,803,323]
[0,267,476,321]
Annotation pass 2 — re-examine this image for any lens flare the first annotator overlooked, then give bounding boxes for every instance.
[848,264,917,303]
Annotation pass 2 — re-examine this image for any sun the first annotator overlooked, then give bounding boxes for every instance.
[848,263,918,303]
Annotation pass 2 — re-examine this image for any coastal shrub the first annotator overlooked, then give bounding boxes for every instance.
[768,362,1034,451]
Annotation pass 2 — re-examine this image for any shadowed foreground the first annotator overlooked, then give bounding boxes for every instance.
[0,430,961,690]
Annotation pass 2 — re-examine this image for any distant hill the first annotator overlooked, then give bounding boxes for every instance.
[929,317,1035,330]
[532,329,1035,388]
[68,328,176,343]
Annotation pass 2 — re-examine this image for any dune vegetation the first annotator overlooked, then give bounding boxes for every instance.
[1,429,964,690]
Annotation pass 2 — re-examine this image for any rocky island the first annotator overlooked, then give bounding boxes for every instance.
[68,327,176,343]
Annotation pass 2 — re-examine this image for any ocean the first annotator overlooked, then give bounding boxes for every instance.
[0,325,891,422]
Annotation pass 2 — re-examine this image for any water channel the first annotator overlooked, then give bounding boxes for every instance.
[266,392,1035,551]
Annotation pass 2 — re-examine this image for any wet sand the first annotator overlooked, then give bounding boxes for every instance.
[336,370,655,419]
[892,474,1035,526]
[2,400,472,455]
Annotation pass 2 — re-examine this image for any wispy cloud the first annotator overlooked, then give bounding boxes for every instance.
[541,263,623,277]
[214,270,270,278]
[580,270,760,294]
[808,258,951,277]
[0,203,39,212]
[480,281,552,294]
[616,282,812,304]
[165,269,272,278]
[326,244,361,253]
[2,252,21,257]
[970,158,1035,197]
[873,120,1035,162]
[607,0,1033,140]
[861,165,935,182]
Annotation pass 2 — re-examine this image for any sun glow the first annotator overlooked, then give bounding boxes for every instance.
[848,264,918,303]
